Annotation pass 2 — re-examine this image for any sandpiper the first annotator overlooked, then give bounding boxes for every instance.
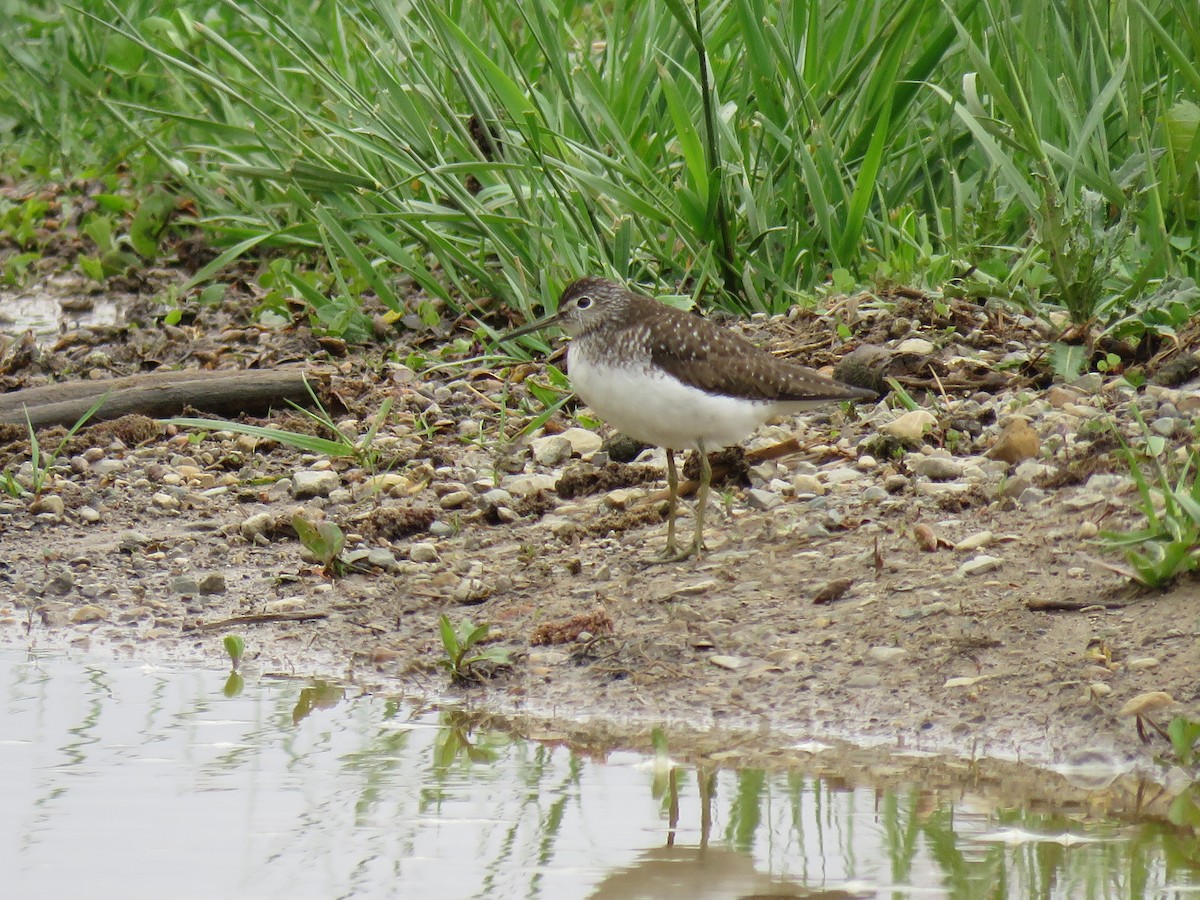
[501,277,876,560]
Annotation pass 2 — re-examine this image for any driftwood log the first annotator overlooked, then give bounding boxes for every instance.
[0,368,321,429]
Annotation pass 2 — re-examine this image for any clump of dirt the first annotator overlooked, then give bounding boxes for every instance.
[356,504,438,540]
[555,462,660,499]
[530,609,615,645]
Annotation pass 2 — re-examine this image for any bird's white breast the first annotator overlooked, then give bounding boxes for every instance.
[568,347,779,451]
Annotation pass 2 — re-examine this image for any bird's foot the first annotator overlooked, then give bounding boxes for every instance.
[644,536,706,565]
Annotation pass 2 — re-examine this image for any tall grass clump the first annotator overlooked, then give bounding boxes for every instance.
[0,0,1197,331]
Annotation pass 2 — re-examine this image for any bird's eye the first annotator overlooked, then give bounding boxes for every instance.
[575,295,593,310]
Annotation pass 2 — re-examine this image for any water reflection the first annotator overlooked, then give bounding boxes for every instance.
[1,650,1197,898]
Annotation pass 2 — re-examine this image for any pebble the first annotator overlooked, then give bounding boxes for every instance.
[265,597,308,613]
[710,655,747,671]
[438,490,473,510]
[846,673,882,688]
[1016,487,1047,506]
[867,647,908,664]
[198,573,226,594]
[944,675,986,688]
[240,513,275,541]
[1046,386,1083,408]
[746,488,783,511]
[453,577,487,603]
[913,456,962,481]
[791,474,825,495]
[1071,372,1104,392]
[46,571,74,595]
[955,554,1003,577]
[70,604,108,624]
[881,410,937,444]
[365,548,400,570]
[1077,521,1099,539]
[170,576,200,596]
[1151,417,1176,437]
[151,491,180,511]
[558,427,603,456]
[503,474,559,495]
[862,486,888,502]
[603,489,638,510]
[986,419,1040,464]
[1127,657,1160,671]
[531,435,572,466]
[410,542,439,563]
[292,470,340,498]
[117,530,153,551]
[897,337,935,355]
[77,506,101,524]
[29,495,65,517]
[528,649,569,666]
[92,459,124,476]
[855,455,878,471]
[821,467,863,485]
[953,530,994,552]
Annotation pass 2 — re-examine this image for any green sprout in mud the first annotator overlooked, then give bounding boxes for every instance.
[293,513,348,576]
[1100,412,1200,589]
[19,393,109,499]
[222,634,246,698]
[437,614,512,684]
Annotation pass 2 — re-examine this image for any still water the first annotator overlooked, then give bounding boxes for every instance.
[2,650,1198,899]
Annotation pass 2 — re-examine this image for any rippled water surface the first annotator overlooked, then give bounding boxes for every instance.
[3,650,1198,898]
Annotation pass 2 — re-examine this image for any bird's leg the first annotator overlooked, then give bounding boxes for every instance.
[663,448,679,557]
[690,439,711,559]
[650,443,709,564]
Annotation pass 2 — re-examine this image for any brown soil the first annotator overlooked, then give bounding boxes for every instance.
[2,260,1199,787]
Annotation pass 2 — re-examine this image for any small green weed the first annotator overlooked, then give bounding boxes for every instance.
[164,377,394,469]
[21,393,109,498]
[292,514,347,577]
[437,614,511,684]
[223,634,246,670]
[222,634,246,697]
[1100,415,1200,589]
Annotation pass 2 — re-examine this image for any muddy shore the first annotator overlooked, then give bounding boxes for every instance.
[3,268,1199,808]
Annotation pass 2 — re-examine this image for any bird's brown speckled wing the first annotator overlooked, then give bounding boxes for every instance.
[634,294,872,403]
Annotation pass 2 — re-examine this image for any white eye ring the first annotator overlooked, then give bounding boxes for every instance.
[575,295,593,309]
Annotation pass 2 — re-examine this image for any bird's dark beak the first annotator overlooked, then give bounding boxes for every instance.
[497,309,564,343]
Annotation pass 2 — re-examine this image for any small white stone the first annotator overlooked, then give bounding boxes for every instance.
[1127,657,1160,671]
[867,646,908,664]
[881,410,937,444]
[292,469,340,498]
[603,488,639,510]
[151,491,180,511]
[897,337,936,355]
[955,554,1003,577]
[502,474,559,495]
[953,530,994,552]
[531,435,573,466]
[409,542,439,563]
[792,474,825,495]
[558,427,603,456]
[855,455,878,471]
[821,467,863,485]
[710,655,747,671]
[746,488,783,511]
